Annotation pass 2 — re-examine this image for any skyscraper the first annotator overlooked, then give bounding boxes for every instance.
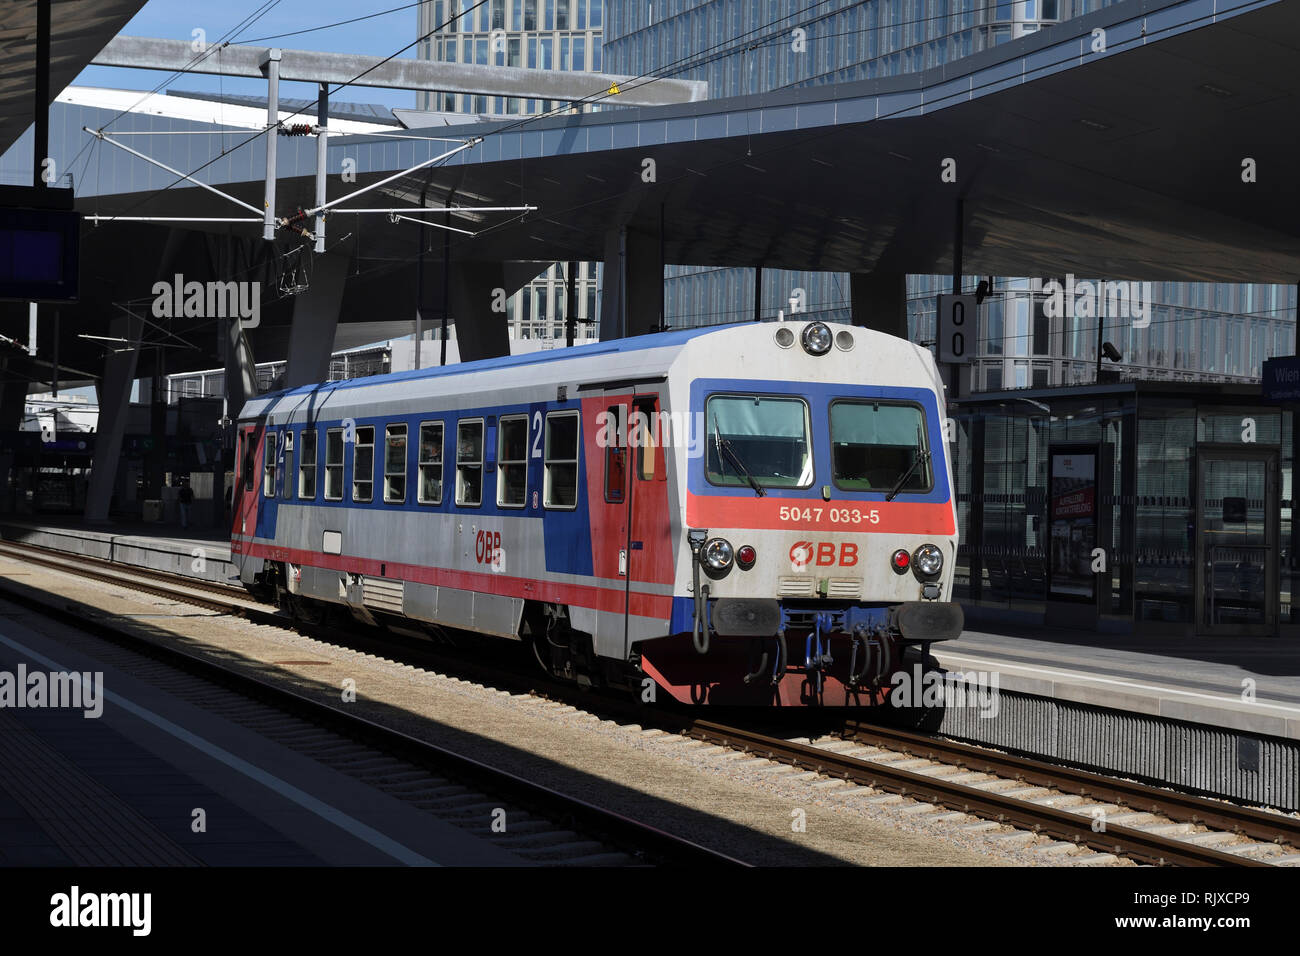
[415,1,606,347]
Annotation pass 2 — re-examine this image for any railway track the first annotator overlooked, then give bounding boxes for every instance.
[0,547,744,867]
[677,721,1298,867]
[2,537,1297,867]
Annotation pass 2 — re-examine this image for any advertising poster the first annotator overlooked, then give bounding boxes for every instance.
[1049,447,1098,600]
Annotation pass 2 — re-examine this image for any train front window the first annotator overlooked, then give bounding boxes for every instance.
[704,394,812,489]
[830,401,931,493]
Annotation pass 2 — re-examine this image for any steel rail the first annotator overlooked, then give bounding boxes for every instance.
[681,720,1271,867]
[840,718,1300,852]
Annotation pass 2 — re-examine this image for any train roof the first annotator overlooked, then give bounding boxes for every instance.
[240,320,940,424]
[262,322,737,406]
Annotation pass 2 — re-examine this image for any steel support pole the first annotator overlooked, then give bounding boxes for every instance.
[440,188,454,366]
[415,181,429,371]
[314,81,327,252]
[950,200,964,399]
[34,0,50,189]
[263,49,282,241]
[565,261,577,348]
[32,0,50,359]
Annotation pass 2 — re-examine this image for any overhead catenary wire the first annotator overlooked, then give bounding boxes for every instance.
[78,0,1289,355]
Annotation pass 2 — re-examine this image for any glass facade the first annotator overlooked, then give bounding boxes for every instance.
[951,385,1298,636]
[416,1,604,345]
[417,0,605,114]
[607,1,1298,388]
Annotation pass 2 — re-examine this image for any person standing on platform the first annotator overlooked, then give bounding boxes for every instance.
[177,478,194,531]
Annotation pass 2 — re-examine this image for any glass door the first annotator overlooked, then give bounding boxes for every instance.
[1195,444,1279,635]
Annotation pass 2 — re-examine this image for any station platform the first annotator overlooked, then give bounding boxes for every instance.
[929,625,1300,811]
[0,598,526,866]
[0,517,237,586]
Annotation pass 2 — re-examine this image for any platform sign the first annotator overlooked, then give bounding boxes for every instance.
[1047,445,1099,602]
[936,294,975,364]
[1261,356,1300,402]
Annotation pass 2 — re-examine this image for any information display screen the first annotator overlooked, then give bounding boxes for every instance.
[0,205,81,302]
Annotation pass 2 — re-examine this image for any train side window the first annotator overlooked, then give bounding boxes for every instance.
[353,426,375,503]
[384,424,407,504]
[324,428,344,501]
[242,434,255,492]
[281,431,294,500]
[262,433,277,497]
[635,400,658,481]
[497,415,528,508]
[456,419,484,507]
[544,410,580,510]
[299,428,317,499]
[418,422,444,505]
[603,405,626,504]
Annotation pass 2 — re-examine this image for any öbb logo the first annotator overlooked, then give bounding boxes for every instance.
[789,541,859,571]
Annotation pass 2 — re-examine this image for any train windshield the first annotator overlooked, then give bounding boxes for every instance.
[705,394,812,489]
[830,401,931,493]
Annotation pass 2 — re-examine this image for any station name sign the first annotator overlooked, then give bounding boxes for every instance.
[1261,356,1300,402]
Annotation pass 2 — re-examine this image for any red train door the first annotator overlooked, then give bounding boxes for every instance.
[622,392,672,653]
[231,423,260,546]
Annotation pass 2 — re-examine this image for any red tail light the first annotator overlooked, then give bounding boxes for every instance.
[891,549,911,574]
[736,545,757,569]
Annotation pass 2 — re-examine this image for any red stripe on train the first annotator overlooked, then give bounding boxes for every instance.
[240,540,673,618]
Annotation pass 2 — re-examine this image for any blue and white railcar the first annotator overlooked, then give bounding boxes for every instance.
[232,321,962,706]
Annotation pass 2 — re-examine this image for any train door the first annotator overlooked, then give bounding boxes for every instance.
[231,423,261,541]
[620,392,673,654]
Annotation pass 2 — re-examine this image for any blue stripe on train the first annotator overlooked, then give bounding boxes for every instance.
[251,397,594,575]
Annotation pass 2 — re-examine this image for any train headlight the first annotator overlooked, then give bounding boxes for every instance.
[774,327,796,349]
[913,543,944,577]
[801,322,833,356]
[702,537,734,572]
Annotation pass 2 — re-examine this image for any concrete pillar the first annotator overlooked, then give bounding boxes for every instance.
[224,315,258,421]
[850,271,908,339]
[85,310,143,523]
[0,362,26,510]
[284,253,347,389]
[598,227,661,341]
[0,371,26,431]
[448,261,545,362]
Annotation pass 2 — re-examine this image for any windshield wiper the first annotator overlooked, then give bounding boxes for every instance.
[885,448,931,502]
[714,416,766,497]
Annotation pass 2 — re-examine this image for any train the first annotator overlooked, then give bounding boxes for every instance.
[231,320,962,707]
